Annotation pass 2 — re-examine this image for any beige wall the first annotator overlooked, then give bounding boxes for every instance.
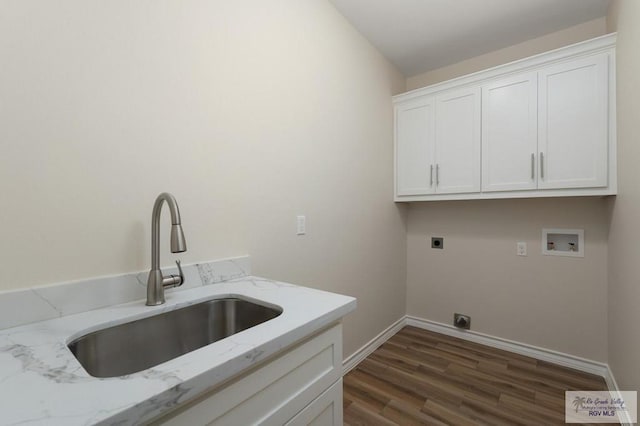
[407,17,607,90]
[407,198,609,361]
[0,0,407,358]
[404,19,611,362]
[606,0,640,391]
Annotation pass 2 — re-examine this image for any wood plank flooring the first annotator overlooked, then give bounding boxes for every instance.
[343,326,614,425]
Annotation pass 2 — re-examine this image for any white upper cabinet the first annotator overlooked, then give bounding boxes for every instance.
[395,87,480,197]
[435,87,481,194]
[395,97,435,196]
[482,72,538,192]
[538,53,609,189]
[393,34,616,202]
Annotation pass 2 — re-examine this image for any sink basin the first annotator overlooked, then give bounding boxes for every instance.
[68,297,283,378]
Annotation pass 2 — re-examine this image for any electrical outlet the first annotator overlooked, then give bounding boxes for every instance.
[296,215,306,235]
[431,237,444,249]
[517,241,527,256]
[454,313,471,330]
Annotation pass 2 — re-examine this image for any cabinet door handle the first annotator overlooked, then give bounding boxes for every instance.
[540,152,545,180]
[531,153,535,180]
[436,164,440,186]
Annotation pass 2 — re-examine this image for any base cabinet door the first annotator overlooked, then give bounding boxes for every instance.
[153,324,342,426]
[538,52,609,189]
[285,379,343,426]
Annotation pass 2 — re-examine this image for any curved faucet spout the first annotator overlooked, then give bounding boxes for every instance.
[152,193,182,226]
[147,192,187,306]
[150,193,186,268]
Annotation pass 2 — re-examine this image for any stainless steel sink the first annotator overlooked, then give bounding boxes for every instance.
[68,297,282,378]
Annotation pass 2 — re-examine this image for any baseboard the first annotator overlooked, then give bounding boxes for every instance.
[603,365,633,426]
[406,316,610,378]
[604,364,621,393]
[342,316,406,375]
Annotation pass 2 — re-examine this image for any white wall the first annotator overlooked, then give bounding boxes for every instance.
[0,0,407,358]
[404,20,611,362]
[2,0,628,368]
[407,17,607,90]
[606,0,640,392]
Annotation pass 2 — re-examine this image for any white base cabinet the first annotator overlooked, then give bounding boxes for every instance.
[394,33,616,202]
[153,324,343,426]
[285,380,343,426]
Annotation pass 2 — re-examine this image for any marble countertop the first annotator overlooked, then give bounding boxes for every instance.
[0,276,356,425]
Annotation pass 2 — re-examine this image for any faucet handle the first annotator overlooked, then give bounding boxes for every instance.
[162,260,185,289]
[175,260,184,284]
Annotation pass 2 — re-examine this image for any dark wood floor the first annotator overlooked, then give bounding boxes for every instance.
[343,326,613,425]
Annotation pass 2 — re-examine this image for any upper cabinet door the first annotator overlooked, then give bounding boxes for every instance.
[435,87,481,194]
[482,73,538,192]
[538,53,609,189]
[395,97,436,196]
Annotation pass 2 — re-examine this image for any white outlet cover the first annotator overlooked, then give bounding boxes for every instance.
[517,241,527,256]
[296,215,306,235]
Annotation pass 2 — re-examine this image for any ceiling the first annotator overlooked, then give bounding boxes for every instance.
[329,0,611,77]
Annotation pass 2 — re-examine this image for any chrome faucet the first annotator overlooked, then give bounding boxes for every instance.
[146,192,187,306]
